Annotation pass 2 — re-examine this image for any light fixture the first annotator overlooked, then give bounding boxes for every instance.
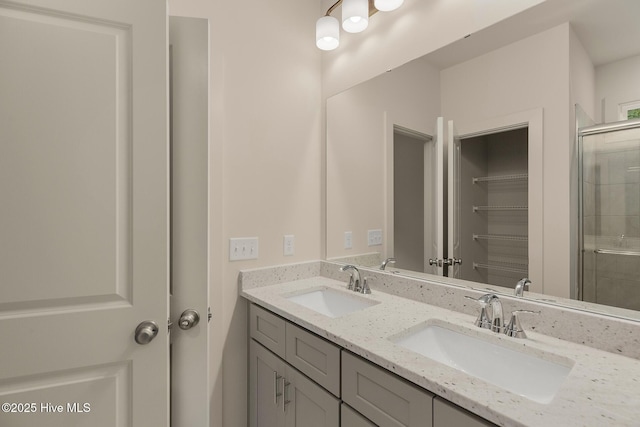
[374,0,404,12]
[316,16,340,50]
[316,0,404,50]
[342,0,368,33]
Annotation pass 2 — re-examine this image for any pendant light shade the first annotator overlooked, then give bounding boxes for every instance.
[374,0,404,12]
[342,0,368,33]
[316,16,340,50]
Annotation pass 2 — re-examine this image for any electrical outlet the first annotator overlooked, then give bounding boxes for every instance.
[229,237,259,261]
[367,229,383,246]
[344,231,353,249]
[283,235,295,256]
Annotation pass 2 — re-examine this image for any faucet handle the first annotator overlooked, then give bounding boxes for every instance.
[359,277,371,294]
[464,295,492,329]
[504,310,540,338]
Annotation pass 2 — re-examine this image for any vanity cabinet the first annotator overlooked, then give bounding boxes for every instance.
[250,340,340,427]
[249,303,497,427]
[433,397,496,427]
[249,304,340,427]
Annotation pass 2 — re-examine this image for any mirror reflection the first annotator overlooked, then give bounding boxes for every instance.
[325,0,640,317]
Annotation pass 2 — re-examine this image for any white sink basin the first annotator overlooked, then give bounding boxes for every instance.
[393,324,573,404]
[286,288,379,318]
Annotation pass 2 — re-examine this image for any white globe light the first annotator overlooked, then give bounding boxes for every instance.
[316,16,339,50]
[374,0,404,12]
[342,0,368,33]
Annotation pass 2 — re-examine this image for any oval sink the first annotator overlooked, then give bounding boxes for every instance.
[286,288,379,318]
[393,324,573,404]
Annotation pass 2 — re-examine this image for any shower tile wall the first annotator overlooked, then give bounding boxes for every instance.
[583,131,640,311]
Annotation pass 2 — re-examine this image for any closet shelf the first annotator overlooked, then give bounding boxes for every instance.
[473,234,528,242]
[472,173,528,184]
[472,205,528,212]
[473,262,528,274]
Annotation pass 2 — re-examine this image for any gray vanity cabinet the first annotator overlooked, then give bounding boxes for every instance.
[433,397,496,427]
[249,304,340,427]
[249,303,498,427]
[250,341,340,427]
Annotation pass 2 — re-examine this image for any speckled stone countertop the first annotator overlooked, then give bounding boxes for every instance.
[240,261,640,427]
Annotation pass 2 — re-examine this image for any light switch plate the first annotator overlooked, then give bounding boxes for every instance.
[367,229,383,246]
[283,235,294,256]
[344,231,353,249]
[229,237,259,261]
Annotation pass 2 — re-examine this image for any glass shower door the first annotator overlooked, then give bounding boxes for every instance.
[580,120,640,311]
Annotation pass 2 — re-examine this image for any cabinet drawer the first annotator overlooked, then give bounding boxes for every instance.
[250,304,286,358]
[433,397,497,427]
[341,403,376,427]
[342,351,433,427]
[285,322,341,397]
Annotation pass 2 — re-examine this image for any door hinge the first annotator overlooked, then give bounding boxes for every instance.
[207,307,212,323]
[167,317,174,332]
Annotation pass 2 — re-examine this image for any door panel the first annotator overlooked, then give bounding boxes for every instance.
[0,1,169,426]
[428,117,445,275]
[0,362,130,427]
[448,120,462,278]
[169,15,210,427]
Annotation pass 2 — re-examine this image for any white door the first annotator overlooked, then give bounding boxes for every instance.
[447,119,462,278]
[169,16,210,427]
[0,1,169,426]
[427,117,445,275]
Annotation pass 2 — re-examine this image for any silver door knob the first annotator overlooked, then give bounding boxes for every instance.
[178,309,200,330]
[135,321,159,345]
[428,258,443,267]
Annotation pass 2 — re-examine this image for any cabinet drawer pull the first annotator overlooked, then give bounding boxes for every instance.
[281,377,291,412]
[274,372,283,405]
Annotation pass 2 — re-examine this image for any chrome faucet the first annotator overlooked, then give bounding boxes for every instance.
[380,258,396,270]
[514,278,531,297]
[467,293,539,338]
[339,265,361,291]
[466,294,503,333]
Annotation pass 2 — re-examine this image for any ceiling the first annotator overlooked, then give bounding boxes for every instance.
[419,0,640,70]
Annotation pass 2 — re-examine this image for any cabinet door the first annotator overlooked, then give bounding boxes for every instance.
[342,403,377,427]
[285,364,340,427]
[433,397,496,427]
[342,351,433,427]
[250,340,287,427]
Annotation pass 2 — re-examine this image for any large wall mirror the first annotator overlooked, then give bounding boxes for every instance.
[326,0,640,319]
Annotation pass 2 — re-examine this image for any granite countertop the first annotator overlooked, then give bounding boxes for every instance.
[240,273,640,427]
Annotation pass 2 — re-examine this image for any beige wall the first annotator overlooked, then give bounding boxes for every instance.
[596,54,640,123]
[168,1,322,426]
[326,56,440,259]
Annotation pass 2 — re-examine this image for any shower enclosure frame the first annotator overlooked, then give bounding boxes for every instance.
[577,117,640,306]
